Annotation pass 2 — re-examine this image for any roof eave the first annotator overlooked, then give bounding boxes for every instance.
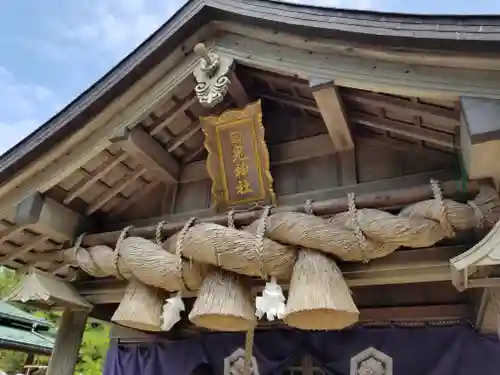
[2,0,500,182]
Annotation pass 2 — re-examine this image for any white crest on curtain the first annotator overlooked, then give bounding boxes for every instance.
[350,347,393,375]
[255,276,286,321]
[223,347,260,375]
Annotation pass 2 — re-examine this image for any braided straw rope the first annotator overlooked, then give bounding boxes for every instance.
[67,181,500,294]
[283,201,359,330]
[188,210,264,332]
[244,180,500,262]
[162,220,297,279]
[61,233,134,279]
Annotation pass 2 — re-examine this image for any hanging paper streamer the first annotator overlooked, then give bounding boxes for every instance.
[161,292,185,331]
[255,276,286,321]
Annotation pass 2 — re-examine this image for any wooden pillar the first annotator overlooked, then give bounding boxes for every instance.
[23,353,34,370]
[46,309,88,375]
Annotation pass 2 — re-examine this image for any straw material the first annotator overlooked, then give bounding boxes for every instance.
[245,183,500,262]
[119,236,204,291]
[163,223,296,279]
[63,245,133,279]
[189,268,256,331]
[111,277,164,332]
[284,249,359,330]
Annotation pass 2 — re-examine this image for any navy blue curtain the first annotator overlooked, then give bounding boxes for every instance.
[103,325,500,375]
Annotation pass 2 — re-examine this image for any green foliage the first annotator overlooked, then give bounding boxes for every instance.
[0,267,110,374]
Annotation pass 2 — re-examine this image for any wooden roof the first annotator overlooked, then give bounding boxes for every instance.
[0,0,496,331]
[2,0,500,181]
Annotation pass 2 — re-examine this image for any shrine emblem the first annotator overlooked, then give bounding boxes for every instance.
[201,100,275,211]
[350,347,393,375]
[223,348,260,375]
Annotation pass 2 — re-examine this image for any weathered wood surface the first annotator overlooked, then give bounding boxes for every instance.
[215,34,500,99]
[46,309,88,375]
[94,174,479,246]
[310,79,353,152]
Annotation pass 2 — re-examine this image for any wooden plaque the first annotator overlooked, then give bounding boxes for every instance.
[201,100,275,211]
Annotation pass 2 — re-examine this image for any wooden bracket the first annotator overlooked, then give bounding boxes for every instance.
[15,192,84,243]
[310,78,354,152]
[112,127,180,184]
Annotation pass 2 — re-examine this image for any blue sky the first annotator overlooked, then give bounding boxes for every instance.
[0,0,499,155]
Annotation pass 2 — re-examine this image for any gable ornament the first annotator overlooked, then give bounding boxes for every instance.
[193,43,232,108]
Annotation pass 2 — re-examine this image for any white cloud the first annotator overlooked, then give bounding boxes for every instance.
[53,0,187,59]
[0,66,60,154]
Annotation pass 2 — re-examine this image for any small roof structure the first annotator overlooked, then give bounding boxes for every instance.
[0,301,54,355]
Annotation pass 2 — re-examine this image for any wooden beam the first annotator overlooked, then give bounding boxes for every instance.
[338,150,357,185]
[460,97,500,181]
[228,71,249,108]
[180,133,335,183]
[310,78,354,151]
[259,91,318,112]
[166,121,201,153]
[149,92,198,136]
[46,309,88,375]
[86,168,147,215]
[351,112,456,149]
[216,34,500,99]
[75,245,465,304]
[88,173,478,246]
[63,151,128,205]
[113,127,180,184]
[15,192,83,243]
[343,89,460,122]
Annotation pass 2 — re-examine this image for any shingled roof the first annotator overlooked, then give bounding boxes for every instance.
[1,0,500,183]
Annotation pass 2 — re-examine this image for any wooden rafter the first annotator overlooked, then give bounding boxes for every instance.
[0,235,50,264]
[259,91,317,112]
[310,79,354,152]
[351,112,457,149]
[63,151,128,205]
[149,93,198,136]
[166,121,201,153]
[86,168,147,215]
[113,127,180,184]
[343,89,460,122]
[109,180,162,216]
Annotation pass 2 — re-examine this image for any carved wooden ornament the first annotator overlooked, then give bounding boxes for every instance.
[193,43,232,108]
[201,100,275,211]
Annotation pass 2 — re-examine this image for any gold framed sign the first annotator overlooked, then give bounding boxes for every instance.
[201,100,275,211]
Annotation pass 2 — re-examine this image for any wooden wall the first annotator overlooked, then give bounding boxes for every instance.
[166,108,458,216]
